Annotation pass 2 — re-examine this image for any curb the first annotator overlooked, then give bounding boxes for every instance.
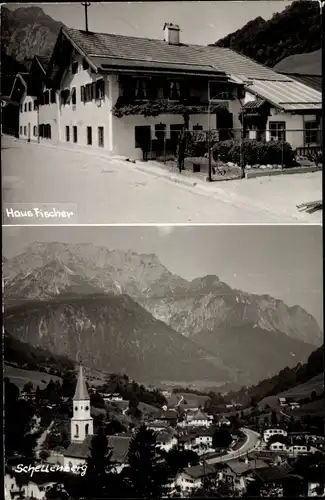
[246,165,322,179]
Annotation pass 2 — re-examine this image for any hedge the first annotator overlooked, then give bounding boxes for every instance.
[212,139,295,166]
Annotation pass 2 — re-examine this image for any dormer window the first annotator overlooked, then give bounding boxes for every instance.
[134,78,149,100]
[72,62,79,74]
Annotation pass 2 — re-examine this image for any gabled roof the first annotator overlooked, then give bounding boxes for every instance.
[252,463,294,483]
[192,410,209,420]
[281,74,322,93]
[183,464,218,479]
[242,99,267,110]
[73,363,90,401]
[65,435,92,459]
[35,55,51,73]
[46,26,321,112]
[246,79,321,111]
[61,26,227,77]
[107,436,132,463]
[65,434,131,463]
[224,459,268,476]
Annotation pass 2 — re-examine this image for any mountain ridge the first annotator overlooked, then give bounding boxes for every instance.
[212,0,321,68]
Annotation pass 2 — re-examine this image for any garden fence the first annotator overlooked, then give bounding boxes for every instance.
[141,128,322,174]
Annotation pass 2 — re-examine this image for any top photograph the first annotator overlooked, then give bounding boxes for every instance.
[1,0,322,225]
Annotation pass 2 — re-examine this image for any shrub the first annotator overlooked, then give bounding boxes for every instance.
[184,130,219,158]
[212,139,295,166]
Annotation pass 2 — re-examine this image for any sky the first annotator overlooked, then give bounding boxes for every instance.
[3,224,323,327]
[7,1,294,45]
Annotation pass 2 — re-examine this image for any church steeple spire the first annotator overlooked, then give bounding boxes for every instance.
[73,362,89,401]
[70,361,93,443]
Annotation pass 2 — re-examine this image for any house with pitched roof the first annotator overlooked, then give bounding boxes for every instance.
[179,409,211,428]
[14,23,322,158]
[173,463,221,494]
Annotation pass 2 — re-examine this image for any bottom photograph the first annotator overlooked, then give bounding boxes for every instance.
[3,224,324,499]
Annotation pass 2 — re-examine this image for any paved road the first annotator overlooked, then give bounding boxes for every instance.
[2,136,321,224]
[206,428,260,464]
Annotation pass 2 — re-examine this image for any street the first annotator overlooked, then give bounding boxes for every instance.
[206,428,260,464]
[2,136,322,224]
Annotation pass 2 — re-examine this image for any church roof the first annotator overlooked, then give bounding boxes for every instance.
[73,363,90,401]
[65,435,131,463]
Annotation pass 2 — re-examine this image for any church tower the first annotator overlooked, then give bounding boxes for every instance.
[70,363,93,443]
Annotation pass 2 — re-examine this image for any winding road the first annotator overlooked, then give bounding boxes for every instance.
[205,428,260,464]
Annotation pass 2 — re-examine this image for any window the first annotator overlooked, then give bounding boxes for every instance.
[85,424,89,436]
[75,406,78,411]
[96,79,105,99]
[83,60,89,70]
[98,126,104,147]
[66,126,70,142]
[305,121,318,144]
[84,84,92,102]
[168,80,181,100]
[44,91,50,105]
[33,126,37,136]
[71,87,76,105]
[87,126,92,145]
[134,78,149,100]
[20,126,22,134]
[61,89,70,105]
[24,126,27,135]
[269,121,286,141]
[20,104,23,112]
[75,424,79,437]
[24,103,27,112]
[72,61,78,74]
[73,126,78,143]
[28,102,32,111]
[50,89,56,104]
[80,85,85,103]
[33,100,37,110]
[193,124,203,130]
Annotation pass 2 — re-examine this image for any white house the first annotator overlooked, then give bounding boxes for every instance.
[269,441,288,452]
[155,431,178,452]
[179,410,211,428]
[4,474,57,500]
[263,428,288,443]
[217,416,232,427]
[173,464,220,494]
[13,23,322,159]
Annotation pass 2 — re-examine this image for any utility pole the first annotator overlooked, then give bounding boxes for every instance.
[81,2,91,32]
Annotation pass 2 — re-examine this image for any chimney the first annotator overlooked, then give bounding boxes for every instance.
[163,23,180,45]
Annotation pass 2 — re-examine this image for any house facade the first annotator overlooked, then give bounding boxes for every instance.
[13,23,322,159]
[263,428,288,442]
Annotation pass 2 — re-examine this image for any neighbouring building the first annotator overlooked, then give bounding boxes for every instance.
[12,23,322,158]
[221,458,269,494]
[155,430,178,452]
[179,409,211,428]
[173,463,221,494]
[263,428,288,443]
[4,475,58,500]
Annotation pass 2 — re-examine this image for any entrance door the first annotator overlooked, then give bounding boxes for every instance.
[170,124,183,154]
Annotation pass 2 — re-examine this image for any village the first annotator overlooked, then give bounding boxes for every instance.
[5,364,325,499]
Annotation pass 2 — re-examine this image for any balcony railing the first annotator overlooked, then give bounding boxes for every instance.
[112,96,229,118]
